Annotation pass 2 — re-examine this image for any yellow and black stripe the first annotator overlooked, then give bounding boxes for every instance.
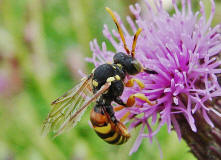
[90,107,130,145]
[94,122,129,145]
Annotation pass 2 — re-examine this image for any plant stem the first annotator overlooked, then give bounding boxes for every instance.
[176,104,221,160]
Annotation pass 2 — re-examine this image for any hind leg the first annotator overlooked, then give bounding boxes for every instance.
[114,78,155,122]
[105,105,118,124]
[104,104,130,144]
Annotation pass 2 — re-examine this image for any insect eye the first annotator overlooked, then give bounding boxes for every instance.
[131,60,142,73]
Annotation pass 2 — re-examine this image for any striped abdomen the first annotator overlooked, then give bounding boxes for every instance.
[90,106,130,145]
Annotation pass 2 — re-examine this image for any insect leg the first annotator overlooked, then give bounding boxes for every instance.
[105,105,118,124]
[126,93,156,107]
[105,105,130,138]
[114,97,127,107]
[125,78,145,89]
[114,105,125,111]
[114,98,131,122]
[125,78,156,106]
[103,105,130,145]
[113,105,131,123]
[119,111,131,123]
[113,79,145,111]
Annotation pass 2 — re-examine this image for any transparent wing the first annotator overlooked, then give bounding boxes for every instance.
[42,74,94,136]
[54,82,111,137]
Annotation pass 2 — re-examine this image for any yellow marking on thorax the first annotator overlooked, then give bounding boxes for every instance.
[115,75,121,80]
[92,80,99,87]
[117,63,122,68]
[112,65,116,69]
[107,77,115,83]
[94,123,112,134]
[104,132,118,142]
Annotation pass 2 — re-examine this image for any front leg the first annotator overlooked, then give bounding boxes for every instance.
[114,97,127,107]
[125,78,145,89]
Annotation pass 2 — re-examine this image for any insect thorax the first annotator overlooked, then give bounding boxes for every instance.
[92,63,125,101]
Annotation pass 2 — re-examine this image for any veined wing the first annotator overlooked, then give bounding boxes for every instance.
[42,74,93,136]
[54,82,111,137]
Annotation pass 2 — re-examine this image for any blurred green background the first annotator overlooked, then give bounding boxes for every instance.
[0,0,220,159]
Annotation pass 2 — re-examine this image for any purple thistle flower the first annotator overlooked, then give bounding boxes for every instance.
[87,0,221,155]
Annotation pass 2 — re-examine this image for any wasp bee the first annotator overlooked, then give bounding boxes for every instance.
[42,7,156,145]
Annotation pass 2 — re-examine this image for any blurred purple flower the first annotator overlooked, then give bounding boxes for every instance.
[0,57,23,97]
[87,0,221,154]
[65,47,87,81]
